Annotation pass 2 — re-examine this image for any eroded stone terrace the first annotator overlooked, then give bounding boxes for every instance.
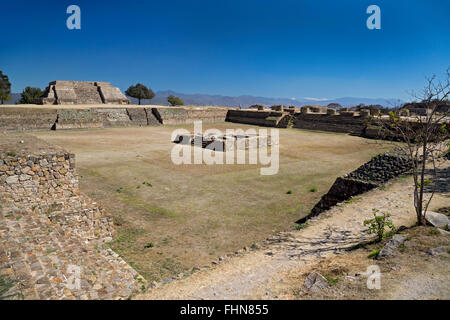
[0,133,143,299]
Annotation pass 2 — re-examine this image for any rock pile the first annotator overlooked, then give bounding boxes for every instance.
[310,153,413,217]
[346,154,412,183]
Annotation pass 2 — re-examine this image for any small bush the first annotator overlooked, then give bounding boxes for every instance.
[344,197,362,204]
[286,190,292,194]
[324,275,339,286]
[144,242,154,248]
[309,186,317,192]
[367,249,380,258]
[363,209,396,242]
[427,228,440,236]
[295,221,309,230]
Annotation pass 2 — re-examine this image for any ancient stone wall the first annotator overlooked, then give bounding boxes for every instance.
[55,109,105,129]
[126,108,148,126]
[306,178,378,219]
[292,113,367,135]
[153,107,228,124]
[0,107,57,131]
[225,109,396,135]
[308,153,413,217]
[95,108,133,127]
[0,135,113,239]
[3,106,443,139]
[225,109,289,127]
[0,107,166,131]
[0,133,142,299]
[0,106,228,131]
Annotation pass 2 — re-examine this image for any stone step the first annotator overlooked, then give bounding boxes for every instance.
[73,86,103,104]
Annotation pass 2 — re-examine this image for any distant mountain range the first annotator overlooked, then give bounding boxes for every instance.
[3,93,21,104]
[3,91,403,108]
[132,90,403,108]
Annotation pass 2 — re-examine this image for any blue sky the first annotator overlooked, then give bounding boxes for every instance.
[1,0,449,100]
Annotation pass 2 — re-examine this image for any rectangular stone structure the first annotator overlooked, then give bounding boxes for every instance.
[40,81,129,105]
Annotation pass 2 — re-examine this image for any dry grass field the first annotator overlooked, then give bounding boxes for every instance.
[32,123,389,281]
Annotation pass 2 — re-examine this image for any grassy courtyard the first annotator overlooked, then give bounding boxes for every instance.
[33,123,388,281]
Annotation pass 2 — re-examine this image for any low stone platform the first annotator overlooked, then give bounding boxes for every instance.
[173,133,275,151]
[40,81,129,105]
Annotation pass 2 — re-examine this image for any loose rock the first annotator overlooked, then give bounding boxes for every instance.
[304,272,331,292]
[377,234,407,259]
[425,211,450,229]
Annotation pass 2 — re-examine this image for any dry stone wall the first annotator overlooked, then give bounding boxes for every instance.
[154,107,228,125]
[0,151,114,239]
[0,134,143,299]
[308,153,413,218]
[126,108,148,126]
[0,107,57,131]
[292,113,367,135]
[0,106,228,131]
[226,109,368,132]
[55,109,104,129]
[226,109,290,127]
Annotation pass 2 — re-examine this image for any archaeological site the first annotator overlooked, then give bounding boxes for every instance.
[1,1,449,308]
[1,79,448,302]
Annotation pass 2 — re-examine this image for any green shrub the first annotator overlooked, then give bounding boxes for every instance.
[144,242,154,248]
[295,221,309,230]
[427,228,440,236]
[367,249,380,258]
[324,275,339,286]
[363,209,396,242]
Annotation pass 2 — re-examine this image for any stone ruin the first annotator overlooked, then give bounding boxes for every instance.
[39,81,130,105]
[0,133,142,299]
[173,132,275,151]
[308,153,413,217]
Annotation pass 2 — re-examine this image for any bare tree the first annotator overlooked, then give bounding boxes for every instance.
[372,67,449,225]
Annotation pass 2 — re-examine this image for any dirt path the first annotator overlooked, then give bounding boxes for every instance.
[136,171,448,300]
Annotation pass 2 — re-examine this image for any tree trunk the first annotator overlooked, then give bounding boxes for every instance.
[138,98,141,105]
[417,130,429,225]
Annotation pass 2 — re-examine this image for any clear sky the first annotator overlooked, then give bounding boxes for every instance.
[1,0,449,100]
